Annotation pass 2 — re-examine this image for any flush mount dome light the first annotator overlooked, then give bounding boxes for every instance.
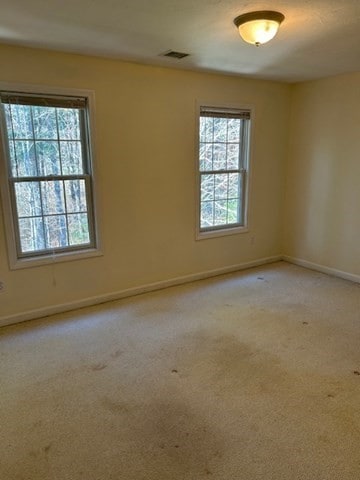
[234,11,285,46]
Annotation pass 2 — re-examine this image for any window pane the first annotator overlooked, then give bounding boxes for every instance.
[8,140,17,176]
[64,179,87,213]
[36,141,61,176]
[57,108,80,140]
[227,119,241,142]
[41,181,65,214]
[4,105,14,139]
[200,201,214,228]
[201,174,214,201]
[44,215,68,249]
[227,144,239,169]
[228,173,240,198]
[60,141,83,174]
[199,143,213,171]
[32,106,57,139]
[213,143,227,170]
[15,182,42,217]
[9,104,33,139]
[213,118,227,142]
[199,117,206,143]
[14,141,37,177]
[227,199,240,224]
[214,174,228,200]
[68,213,90,246]
[214,200,228,225]
[201,117,213,142]
[18,217,45,252]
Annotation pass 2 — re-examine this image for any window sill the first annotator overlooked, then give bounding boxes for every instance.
[196,225,249,240]
[9,247,103,270]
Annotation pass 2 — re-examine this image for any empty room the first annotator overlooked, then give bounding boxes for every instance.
[1,1,360,479]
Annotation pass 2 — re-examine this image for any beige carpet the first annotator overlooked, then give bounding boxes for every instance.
[1,261,360,479]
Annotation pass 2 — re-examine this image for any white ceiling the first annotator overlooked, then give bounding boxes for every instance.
[1,0,359,82]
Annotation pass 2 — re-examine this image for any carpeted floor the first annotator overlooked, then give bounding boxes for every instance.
[1,261,360,479]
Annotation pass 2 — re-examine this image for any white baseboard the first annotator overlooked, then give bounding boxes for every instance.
[0,255,282,328]
[282,255,360,284]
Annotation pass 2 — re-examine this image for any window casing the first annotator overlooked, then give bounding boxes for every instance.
[0,87,100,268]
[197,105,251,238]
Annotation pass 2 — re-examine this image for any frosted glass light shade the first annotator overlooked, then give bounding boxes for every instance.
[239,19,280,45]
[234,11,285,46]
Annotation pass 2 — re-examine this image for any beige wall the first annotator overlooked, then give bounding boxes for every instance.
[0,45,291,322]
[284,73,360,275]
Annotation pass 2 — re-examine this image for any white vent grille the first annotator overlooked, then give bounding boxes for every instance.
[161,50,190,59]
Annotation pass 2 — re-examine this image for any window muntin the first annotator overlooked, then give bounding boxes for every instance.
[198,106,250,233]
[0,92,96,259]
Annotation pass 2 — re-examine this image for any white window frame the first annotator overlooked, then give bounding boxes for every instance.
[195,101,253,240]
[0,83,102,269]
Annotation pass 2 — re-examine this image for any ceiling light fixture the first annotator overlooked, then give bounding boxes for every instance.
[233,11,285,46]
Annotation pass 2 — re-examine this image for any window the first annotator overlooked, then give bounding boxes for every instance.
[197,105,251,238]
[0,88,99,268]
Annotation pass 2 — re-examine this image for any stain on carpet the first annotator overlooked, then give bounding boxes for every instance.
[43,443,52,455]
[90,363,108,371]
[110,349,123,359]
[101,397,130,414]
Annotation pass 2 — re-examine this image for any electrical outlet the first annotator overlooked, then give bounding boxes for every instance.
[0,281,5,292]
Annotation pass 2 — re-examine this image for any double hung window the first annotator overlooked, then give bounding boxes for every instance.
[198,105,251,237]
[0,88,98,267]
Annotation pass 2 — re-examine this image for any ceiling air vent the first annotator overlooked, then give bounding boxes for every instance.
[161,50,190,59]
